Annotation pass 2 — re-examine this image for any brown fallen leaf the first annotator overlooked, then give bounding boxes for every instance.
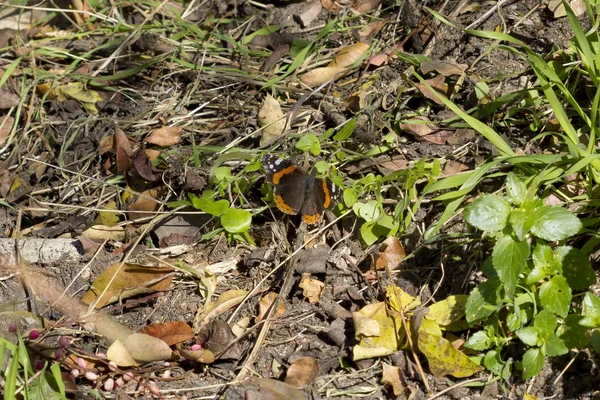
[298,273,325,303]
[146,126,182,147]
[351,0,381,13]
[375,236,405,270]
[197,320,243,360]
[81,224,125,241]
[381,362,404,396]
[421,59,468,77]
[0,93,20,110]
[81,263,174,309]
[299,66,345,87]
[106,339,138,367]
[127,188,160,218]
[256,292,285,323]
[139,321,194,346]
[243,377,308,400]
[0,115,14,147]
[321,0,344,13]
[299,42,369,87]
[178,347,215,363]
[132,149,161,182]
[114,127,132,172]
[285,357,320,387]
[417,75,447,105]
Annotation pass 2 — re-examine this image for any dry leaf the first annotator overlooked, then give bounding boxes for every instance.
[299,66,345,87]
[81,224,125,241]
[259,94,286,146]
[351,0,381,13]
[322,0,344,13]
[106,339,138,367]
[178,347,216,363]
[196,289,249,326]
[99,134,114,155]
[0,92,20,109]
[123,333,173,362]
[298,273,325,303]
[52,82,103,114]
[94,200,120,227]
[232,317,250,337]
[381,362,404,396]
[328,42,370,68]
[0,115,14,147]
[146,126,182,147]
[285,357,320,387]
[417,75,447,105]
[257,292,285,323]
[114,127,132,172]
[139,321,194,346]
[421,59,468,76]
[81,263,174,309]
[375,236,405,270]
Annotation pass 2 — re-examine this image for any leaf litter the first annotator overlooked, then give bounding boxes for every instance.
[0,0,594,399]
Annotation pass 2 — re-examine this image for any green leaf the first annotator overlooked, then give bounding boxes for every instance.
[464,194,510,232]
[465,287,497,323]
[343,188,358,207]
[464,331,491,351]
[353,200,381,221]
[543,334,568,357]
[530,206,582,241]
[558,246,596,291]
[581,292,600,327]
[483,350,506,377]
[533,310,558,338]
[191,198,230,217]
[505,172,527,206]
[557,315,590,349]
[360,221,380,246]
[516,326,539,347]
[492,235,530,297]
[508,209,533,241]
[334,118,357,141]
[539,275,571,318]
[221,209,252,233]
[521,348,544,379]
[295,134,321,155]
[212,166,232,183]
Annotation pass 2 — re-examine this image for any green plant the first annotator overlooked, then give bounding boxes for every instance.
[188,193,253,244]
[1,333,68,400]
[462,173,595,379]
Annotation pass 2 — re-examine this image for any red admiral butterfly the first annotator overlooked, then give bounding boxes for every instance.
[262,154,340,224]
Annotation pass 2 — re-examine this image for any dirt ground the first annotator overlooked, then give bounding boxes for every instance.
[1,0,599,399]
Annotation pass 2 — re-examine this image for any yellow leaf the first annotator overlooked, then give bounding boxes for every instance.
[123,333,173,362]
[425,295,469,326]
[95,200,120,227]
[106,339,138,367]
[256,292,285,323]
[386,285,421,313]
[417,319,481,378]
[81,224,125,241]
[352,302,403,361]
[53,82,103,114]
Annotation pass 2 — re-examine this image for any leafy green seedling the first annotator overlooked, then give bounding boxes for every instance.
[189,194,253,244]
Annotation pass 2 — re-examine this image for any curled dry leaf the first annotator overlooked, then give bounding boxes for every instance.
[139,321,194,346]
[256,292,285,323]
[196,289,249,327]
[106,339,138,367]
[114,127,132,172]
[351,0,381,13]
[146,126,182,147]
[375,236,405,270]
[259,94,286,146]
[299,42,369,87]
[417,75,447,105]
[298,273,325,303]
[285,357,320,387]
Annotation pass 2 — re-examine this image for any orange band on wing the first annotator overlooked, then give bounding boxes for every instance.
[274,194,295,215]
[303,213,321,225]
[322,180,331,208]
[272,166,296,185]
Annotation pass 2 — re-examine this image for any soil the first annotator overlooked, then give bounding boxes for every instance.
[0,0,599,399]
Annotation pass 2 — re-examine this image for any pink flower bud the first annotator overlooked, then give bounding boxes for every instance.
[28,330,39,340]
[85,371,98,381]
[104,378,115,391]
